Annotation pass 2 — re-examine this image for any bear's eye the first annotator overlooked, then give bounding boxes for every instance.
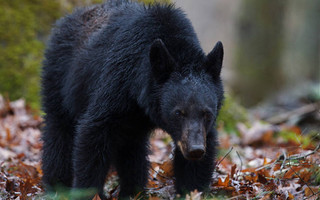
[174,109,184,117]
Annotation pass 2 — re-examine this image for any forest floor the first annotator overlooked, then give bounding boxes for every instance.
[0,94,319,200]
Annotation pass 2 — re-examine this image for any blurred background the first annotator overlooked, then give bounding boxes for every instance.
[0,0,319,111]
[176,0,320,108]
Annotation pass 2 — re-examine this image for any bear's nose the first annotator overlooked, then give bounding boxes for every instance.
[188,145,205,159]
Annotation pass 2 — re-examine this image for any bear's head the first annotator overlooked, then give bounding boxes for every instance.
[149,39,224,160]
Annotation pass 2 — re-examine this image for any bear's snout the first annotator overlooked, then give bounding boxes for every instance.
[177,121,207,161]
[187,144,205,160]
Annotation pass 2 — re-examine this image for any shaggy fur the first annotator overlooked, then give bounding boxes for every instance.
[41,0,224,198]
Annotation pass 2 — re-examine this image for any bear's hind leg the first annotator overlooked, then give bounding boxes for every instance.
[42,113,74,190]
[72,122,112,199]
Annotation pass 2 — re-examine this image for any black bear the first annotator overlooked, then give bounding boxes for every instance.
[41,0,224,199]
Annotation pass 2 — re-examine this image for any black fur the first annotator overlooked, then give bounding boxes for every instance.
[41,0,224,198]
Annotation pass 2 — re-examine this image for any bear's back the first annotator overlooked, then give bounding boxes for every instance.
[42,0,201,120]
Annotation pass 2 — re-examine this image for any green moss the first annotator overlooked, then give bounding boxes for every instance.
[217,94,248,135]
[277,130,314,148]
[0,0,61,110]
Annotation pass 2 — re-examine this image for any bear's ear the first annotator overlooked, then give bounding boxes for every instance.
[149,39,176,82]
[206,41,224,79]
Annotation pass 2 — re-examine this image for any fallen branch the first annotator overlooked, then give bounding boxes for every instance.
[256,143,320,171]
[266,102,320,124]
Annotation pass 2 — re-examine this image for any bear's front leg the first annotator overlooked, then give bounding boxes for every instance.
[173,131,217,195]
[72,120,112,199]
[114,133,150,199]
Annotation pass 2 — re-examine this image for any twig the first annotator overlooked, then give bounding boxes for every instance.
[216,147,233,167]
[280,149,287,172]
[288,164,315,196]
[150,167,170,180]
[236,151,243,172]
[256,155,281,171]
[288,143,320,160]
